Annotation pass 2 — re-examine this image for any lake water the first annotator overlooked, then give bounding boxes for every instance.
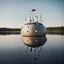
[0,34,64,64]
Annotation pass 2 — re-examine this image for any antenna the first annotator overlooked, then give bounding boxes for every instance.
[35,15,38,22]
[29,13,32,22]
[25,16,27,21]
[29,13,31,18]
[40,15,42,23]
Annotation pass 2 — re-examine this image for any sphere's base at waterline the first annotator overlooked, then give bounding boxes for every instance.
[21,35,46,37]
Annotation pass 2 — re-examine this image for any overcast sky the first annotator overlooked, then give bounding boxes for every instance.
[0,0,64,28]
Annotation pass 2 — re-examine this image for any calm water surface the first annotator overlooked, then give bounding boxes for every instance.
[0,34,64,64]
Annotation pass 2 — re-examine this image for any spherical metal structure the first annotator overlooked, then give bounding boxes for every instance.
[21,22,47,37]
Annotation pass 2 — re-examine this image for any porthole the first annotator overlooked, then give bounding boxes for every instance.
[27,31,28,32]
[35,30,37,32]
[35,40,37,42]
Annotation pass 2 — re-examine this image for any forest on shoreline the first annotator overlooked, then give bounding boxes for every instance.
[0,26,64,35]
[46,26,64,35]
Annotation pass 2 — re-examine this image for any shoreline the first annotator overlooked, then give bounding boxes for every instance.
[0,27,64,35]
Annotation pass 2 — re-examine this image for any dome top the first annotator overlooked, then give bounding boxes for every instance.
[25,22,43,25]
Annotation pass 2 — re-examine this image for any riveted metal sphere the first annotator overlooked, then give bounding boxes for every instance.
[21,22,47,37]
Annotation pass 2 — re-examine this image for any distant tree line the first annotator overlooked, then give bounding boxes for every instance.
[47,26,64,31]
[0,27,21,34]
[0,26,64,34]
[0,26,64,31]
[0,27,21,31]
[46,26,64,34]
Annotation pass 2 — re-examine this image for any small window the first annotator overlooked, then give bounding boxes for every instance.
[35,30,37,32]
[27,31,28,32]
[35,40,37,42]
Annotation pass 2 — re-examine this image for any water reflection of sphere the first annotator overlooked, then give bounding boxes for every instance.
[21,36,47,47]
[21,36,47,60]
